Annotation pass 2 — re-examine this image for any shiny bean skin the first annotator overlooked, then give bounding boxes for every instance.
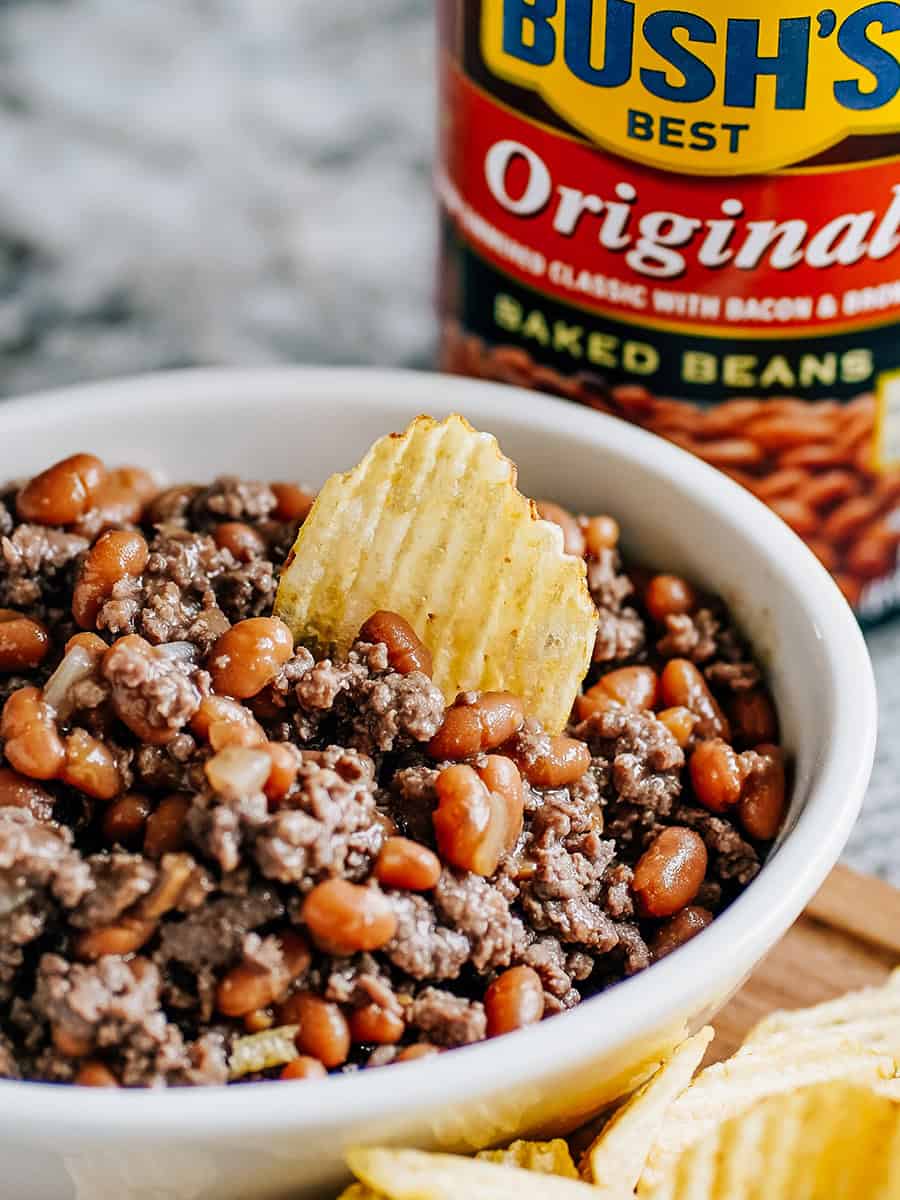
[576,666,658,720]
[213,522,266,563]
[280,1056,327,1082]
[738,745,787,841]
[632,827,708,918]
[656,706,698,749]
[75,466,158,536]
[0,766,54,819]
[279,993,350,1069]
[301,879,398,955]
[73,530,149,630]
[75,1061,119,1087]
[374,837,442,891]
[650,907,714,961]
[208,617,294,699]
[60,730,121,800]
[191,695,267,749]
[644,575,697,623]
[102,794,152,845]
[217,963,283,1018]
[583,514,619,556]
[689,739,747,813]
[264,741,300,803]
[1,687,65,780]
[730,688,778,748]
[244,1009,275,1034]
[0,610,50,672]
[359,611,433,676]
[143,795,191,858]
[512,734,591,788]
[476,755,525,852]
[428,692,524,760]
[349,1003,406,1045]
[270,483,315,523]
[660,659,730,740]
[17,453,106,526]
[535,501,586,557]
[73,918,156,961]
[484,966,545,1037]
[433,759,521,877]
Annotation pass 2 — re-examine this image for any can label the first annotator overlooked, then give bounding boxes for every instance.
[438,0,900,618]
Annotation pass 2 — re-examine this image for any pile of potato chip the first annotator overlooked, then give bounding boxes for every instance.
[339,970,900,1198]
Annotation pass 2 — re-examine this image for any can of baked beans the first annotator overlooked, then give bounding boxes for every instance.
[437,0,900,619]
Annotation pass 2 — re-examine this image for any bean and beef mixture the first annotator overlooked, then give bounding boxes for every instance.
[0,453,786,1087]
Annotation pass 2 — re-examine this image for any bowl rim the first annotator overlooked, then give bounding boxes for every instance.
[0,366,877,1140]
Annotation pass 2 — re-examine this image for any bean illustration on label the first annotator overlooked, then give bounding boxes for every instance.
[438,0,900,617]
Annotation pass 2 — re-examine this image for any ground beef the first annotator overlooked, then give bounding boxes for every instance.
[656,609,720,662]
[588,549,646,663]
[575,708,683,813]
[193,477,277,524]
[387,762,440,844]
[70,852,157,929]
[102,636,202,741]
[411,988,487,1046]
[0,525,88,613]
[705,661,762,692]
[0,1033,19,1079]
[433,870,528,973]
[672,805,762,887]
[384,892,470,981]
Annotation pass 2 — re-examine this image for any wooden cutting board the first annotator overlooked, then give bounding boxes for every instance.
[709,863,900,1061]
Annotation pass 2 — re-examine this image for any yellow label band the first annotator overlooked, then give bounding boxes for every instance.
[482,0,900,174]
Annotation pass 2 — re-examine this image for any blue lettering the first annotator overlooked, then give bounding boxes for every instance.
[724,17,811,109]
[503,0,558,66]
[835,2,900,110]
[641,11,716,102]
[564,0,634,88]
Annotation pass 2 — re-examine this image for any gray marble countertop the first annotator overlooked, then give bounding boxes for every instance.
[0,0,896,884]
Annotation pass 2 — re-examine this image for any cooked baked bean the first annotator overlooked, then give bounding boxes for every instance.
[768,496,818,538]
[795,470,859,511]
[484,966,544,1037]
[144,484,199,526]
[744,413,834,451]
[280,1056,327,1082]
[264,741,300,803]
[847,528,897,579]
[191,695,267,750]
[512,734,591,788]
[433,758,522,877]
[271,482,315,523]
[52,1026,92,1058]
[17,453,105,526]
[753,468,809,502]
[656,706,698,749]
[0,766,54,819]
[244,1009,274,1034]
[204,746,271,801]
[0,686,65,780]
[644,575,697,623]
[75,1061,119,1088]
[73,530,149,630]
[577,666,658,721]
[143,795,191,858]
[217,963,283,1018]
[632,827,708,919]
[349,1003,406,1045]
[374,837,441,891]
[822,494,883,544]
[730,689,778,748]
[135,852,195,920]
[650,907,714,960]
[689,739,747,813]
[65,631,108,658]
[73,917,155,961]
[301,879,398,955]
[359,611,433,676]
[60,730,121,800]
[738,745,787,841]
[535,501,586,557]
[695,438,765,468]
[208,617,294,699]
[0,610,50,672]
[395,1043,441,1062]
[660,660,729,740]
[76,466,158,535]
[279,993,350,1069]
[214,522,266,562]
[428,691,524,760]
[102,793,152,846]
[583,514,619,555]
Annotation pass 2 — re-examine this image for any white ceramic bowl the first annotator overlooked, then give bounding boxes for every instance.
[0,368,876,1200]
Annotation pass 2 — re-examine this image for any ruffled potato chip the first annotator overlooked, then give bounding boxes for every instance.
[643,1082,900,1200]
[477,1139,579,1178]
[228,1024,298,1080]
[346,1148,600,1199]
[275,415,597,732]
[584,1028,713,1198]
